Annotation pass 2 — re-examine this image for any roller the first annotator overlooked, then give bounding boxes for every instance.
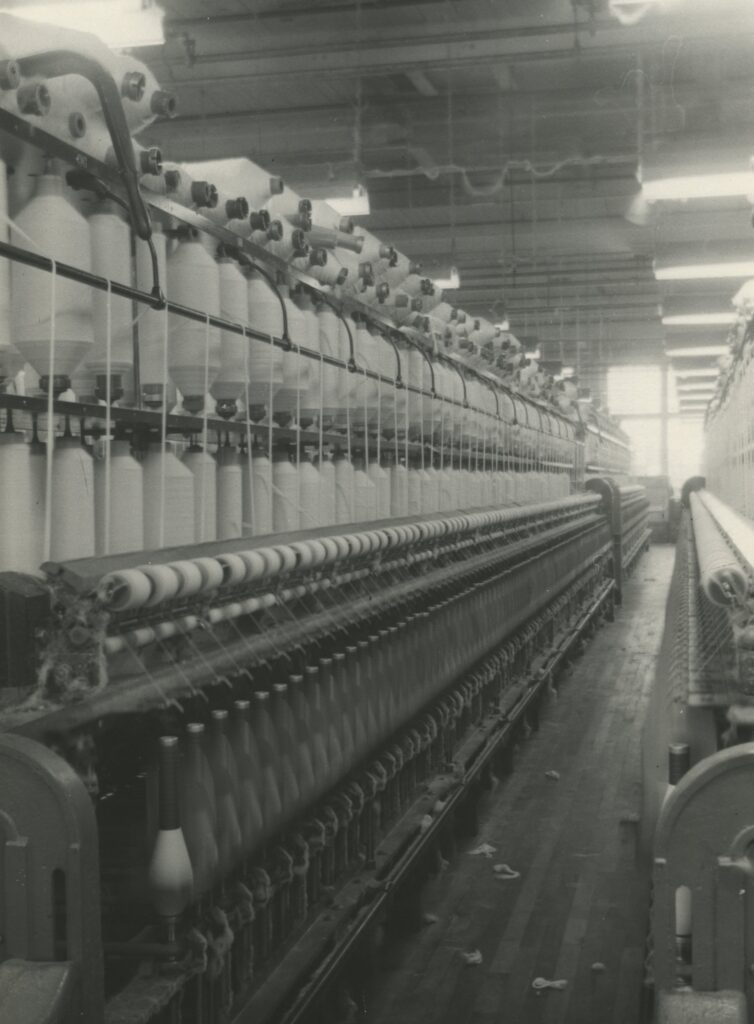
[689,491,749,606]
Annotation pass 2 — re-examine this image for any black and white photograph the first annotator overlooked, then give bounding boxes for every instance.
[0,1,751,1021]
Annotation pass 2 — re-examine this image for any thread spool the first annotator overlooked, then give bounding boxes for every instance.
[97,568,152,611]
[407,466,422,517]
[272,446,299,533]
[142,445,195,549]
[368,460,390,520]
[167,233,221,413]
[94,439,144,555]
[273,282,310,423]
[135,223,174,409]
[318,303,345,428]
[246,268,284,415]
[0,432,37,572]
[216,443,243,540]
[28,435,46,570]
[296,288,322,428]
[316,451,336,526]
[183,445,217,543]
[212,256,248,418]
[12,172,94,393]
[50,435,95,562]
[299,452,322,530]
[334,451,355,525]
[0,157,23,386]
[87,200,134,402]
[422,465,440,514]
[390,462,408,518]
[353,458,376,524]
[243,447,272,536]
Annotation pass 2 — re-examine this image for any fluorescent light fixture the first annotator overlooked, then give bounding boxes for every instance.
[494,319,510,332]
[673,367,720,378]
[432,266,460,290]
[4,0,165,49]
[655,260,754,281]
[676,384,716,392]
[666,345,729,358]
[609,0,665,27]
[326,184,370,217]
[662,312,737,327]
[643,171,754,203]
[525,349,541,360]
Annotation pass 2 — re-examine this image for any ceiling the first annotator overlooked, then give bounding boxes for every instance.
[133,0,754,407]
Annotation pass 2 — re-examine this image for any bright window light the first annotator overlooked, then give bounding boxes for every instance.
[326,185,370,217]
[3,0,165,49]
[655,260,754,281]
[643,172,754,203]
[666,345,729,357]
[432,266,460,290]
[662,312,737,327]
[607,365,662,416]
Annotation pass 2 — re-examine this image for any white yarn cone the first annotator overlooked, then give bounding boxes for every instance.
[353,463,377,523]
[183,446,217,543]
[390,463,408,518]
[248,450,273,536]
[368,461,390,520]
[12,173,94,386]
[87,201,134,399]
[334,453,354,525]
[299,456,322,531]
[135,225,175,408]
[50,437,95,562]
[142,447,195,550]
[167,236,221,412]
[407,467,422,517]
[272,451,299,533]
[0,158,24,384]
[216,445,243,540]
[28,442,46,571]
[0,433,36,572]
[316,453,336,527]
[94,439,144,555]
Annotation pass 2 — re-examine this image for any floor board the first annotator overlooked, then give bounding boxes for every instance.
[365,545,675,1024]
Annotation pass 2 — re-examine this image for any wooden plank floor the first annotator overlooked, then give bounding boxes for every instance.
[365,545,675,1024]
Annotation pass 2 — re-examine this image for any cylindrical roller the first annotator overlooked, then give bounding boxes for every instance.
[690,491,749,606]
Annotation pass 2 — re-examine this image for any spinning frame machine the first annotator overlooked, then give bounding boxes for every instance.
[0,17,647,1024]
[643,302,754,1016]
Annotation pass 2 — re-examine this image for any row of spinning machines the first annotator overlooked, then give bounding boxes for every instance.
[642,287,754,1019]
[0,15,642,1024]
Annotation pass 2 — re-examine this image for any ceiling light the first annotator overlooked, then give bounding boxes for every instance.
[661,312,737,327]
[643,171,754,203]
[673,368,720,378]
[3,0,165,49]
[325,184,370,217]
[655,260,754,281]
[676,383,716,392]
[609,0,666,27]
[432,266,460,290]
[525,349,541,360]
[494,319,510,332]
[666,345,729,357]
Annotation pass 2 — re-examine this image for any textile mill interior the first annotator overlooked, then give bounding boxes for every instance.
[2,0,754,1021]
